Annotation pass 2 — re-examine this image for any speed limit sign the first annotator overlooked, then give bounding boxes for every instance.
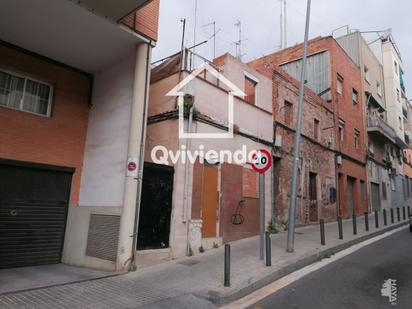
[251,149,272,173]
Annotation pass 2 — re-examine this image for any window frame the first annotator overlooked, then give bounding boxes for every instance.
[0,68,53,117]
[364,65,370,84]
[337,74,343,95]
[338,119,345,142]
[243,71,259,106]
[377,81,382,97]
[354,129,360,149]
[352,88,359,105]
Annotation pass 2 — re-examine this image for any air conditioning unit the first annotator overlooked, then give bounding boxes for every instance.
[336,155,342,165]
[274,134,282,147]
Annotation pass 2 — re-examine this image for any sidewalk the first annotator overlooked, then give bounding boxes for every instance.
[0,212,408,309]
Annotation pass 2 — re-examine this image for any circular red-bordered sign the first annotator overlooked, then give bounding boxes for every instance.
[127,161,137,172]
[251,149,272,173]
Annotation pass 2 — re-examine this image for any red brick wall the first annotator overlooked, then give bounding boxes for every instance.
[0,45,90,204]
[272,70,337,224]
[251,36,368,219]
[122,0,160,41]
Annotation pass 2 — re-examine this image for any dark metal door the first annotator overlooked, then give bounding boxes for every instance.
[0,162,72,269]
[347,177,355,216]
[309,172,318,222]
[371,183,381,211]
[137,163,174,250]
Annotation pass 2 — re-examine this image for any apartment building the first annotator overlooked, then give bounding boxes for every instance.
[336,31,405,212]
[250,36,368,219]
[142,51,273,259]
[0,0,159,271]
[369,33,410,209]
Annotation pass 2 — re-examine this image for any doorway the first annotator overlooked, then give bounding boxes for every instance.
[347,176,356,216]
[309,172,318,222]
[137,163,174,250]
[201,166,218,238]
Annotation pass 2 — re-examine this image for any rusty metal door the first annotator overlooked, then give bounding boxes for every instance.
[201,166,218,238]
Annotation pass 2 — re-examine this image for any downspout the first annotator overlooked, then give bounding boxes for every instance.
[184,106,194,256]
[130,42,152,268]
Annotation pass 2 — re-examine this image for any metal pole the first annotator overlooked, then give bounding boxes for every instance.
[265,232,272,266]
[320,219,325,245]
[403,206,406,220]
[364,212,369,232]
[338,216,343,239]
[397,207,400,222]
[383,209,387,226]
[375,210,379,228]
[391,208,394,224]
[352,213,357,235]
[224,244,230,287]
[259,173,265,260]
[286,0,311,253]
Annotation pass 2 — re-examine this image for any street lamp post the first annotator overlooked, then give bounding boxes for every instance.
[286,0,312,252]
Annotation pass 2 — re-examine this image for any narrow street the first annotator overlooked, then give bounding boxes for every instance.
[248,229,412,309]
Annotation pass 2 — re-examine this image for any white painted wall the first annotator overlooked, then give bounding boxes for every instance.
[79,52,135,207]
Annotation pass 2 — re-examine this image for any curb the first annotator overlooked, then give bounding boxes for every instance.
[206,221,408,305]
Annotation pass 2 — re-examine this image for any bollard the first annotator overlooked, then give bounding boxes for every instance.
[338,216,343,240]
[364,212,369,232]
[408,206,411,218]
[397,207,400,222]
[224,244,230,287]
[383,209,387,226]
[320,219,325,246]
[375,210,379,229]
[403,206,406,220]
[265,232,271,266]
[391,208,394,224]
[352,213,357,235]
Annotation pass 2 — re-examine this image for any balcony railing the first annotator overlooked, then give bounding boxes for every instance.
[367,114,397,142]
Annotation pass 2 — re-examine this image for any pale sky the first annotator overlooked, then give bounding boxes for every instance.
[152,0,412,94]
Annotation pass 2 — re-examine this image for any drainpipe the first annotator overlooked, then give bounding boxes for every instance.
[183,106,194,256]
[117,42,152,270]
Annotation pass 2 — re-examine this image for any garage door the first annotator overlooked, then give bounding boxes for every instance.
[0,161,73,269]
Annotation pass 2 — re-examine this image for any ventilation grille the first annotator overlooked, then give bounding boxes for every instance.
[86,214,120,262]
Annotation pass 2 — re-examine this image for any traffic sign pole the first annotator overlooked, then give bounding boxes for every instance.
[259,172,265,260]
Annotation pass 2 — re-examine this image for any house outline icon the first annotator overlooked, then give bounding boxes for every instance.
[166,62,245,139]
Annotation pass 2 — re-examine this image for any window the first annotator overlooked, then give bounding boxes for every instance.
[284,100,293,126]
[338,119,345,142]
[354,129,360,149]
[0,70,52,116]
[382,181,387,200]
[394,61,398,75]
[396,88,400,102]
[377,81,382,97]
[399,116,402,130]
[314,118,320,141]
[364,66,370,83]
[391,177,396,191]
[244,72,258,105]
[352,89,358,104]
[337,74,343,95]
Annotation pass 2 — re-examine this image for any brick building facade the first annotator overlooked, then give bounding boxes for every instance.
[251,36,368,219]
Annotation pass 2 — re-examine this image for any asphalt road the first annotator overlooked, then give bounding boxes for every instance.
[249,229,412,309]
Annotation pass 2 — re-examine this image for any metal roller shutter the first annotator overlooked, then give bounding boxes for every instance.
[0,161,73,269]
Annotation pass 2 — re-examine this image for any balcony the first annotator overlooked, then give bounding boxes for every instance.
[0,0,150,74]
[367,114,397,144]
